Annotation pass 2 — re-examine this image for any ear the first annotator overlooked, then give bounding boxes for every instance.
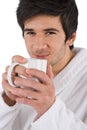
[66,32,76,46]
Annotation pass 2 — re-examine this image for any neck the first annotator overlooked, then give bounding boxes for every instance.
[53,50,75,77]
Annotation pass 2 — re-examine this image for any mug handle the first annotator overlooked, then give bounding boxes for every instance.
[7,62,20,87]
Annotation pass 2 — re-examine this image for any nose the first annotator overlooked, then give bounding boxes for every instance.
[33,35,47,50]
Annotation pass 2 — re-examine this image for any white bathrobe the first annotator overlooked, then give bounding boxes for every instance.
[0,48,87,130]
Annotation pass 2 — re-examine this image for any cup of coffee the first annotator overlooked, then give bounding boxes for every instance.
[7,58,47,87]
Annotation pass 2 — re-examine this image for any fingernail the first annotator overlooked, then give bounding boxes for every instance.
[11,90,16,95]
[23,58,28,62]
[26,69,30,73]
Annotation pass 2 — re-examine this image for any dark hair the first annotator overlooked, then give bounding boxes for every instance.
[16,0,78,49]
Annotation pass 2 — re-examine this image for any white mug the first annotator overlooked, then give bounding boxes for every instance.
[7,58,47,87]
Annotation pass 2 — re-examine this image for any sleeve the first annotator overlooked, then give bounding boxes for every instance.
[0,92,20,130]
[30,98,87,130]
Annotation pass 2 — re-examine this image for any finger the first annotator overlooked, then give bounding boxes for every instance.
[4,89,18,101]
[12,55,27,63]
[16,97,38,108]
[14,76,44,92]
[2,72,7,81]
[5,65,10,72]
[2,70,17,81]
[2,78,18,100]
[26,68,51,84]
[2,79,13,92]
[14,65,29,78]
[2,71,18,88]
[11,87,40,100]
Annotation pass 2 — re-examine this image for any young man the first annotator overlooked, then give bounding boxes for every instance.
[0,0,87,130]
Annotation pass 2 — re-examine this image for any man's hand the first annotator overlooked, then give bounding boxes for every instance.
[1,55,27,106]
[2,55,56,119]
[11,65,55,119]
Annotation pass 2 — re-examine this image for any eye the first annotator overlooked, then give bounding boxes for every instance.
[26,31,36,35]
[46,31,56,35]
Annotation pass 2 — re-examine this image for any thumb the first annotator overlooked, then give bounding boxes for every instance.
[47,64,54,79]
[12,55,27,64]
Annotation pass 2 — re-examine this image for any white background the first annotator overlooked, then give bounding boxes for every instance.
[0,0,87,90]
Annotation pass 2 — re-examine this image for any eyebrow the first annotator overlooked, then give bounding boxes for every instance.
[23,28,59,32]
[44,28,59,32]
[23,28,34,32]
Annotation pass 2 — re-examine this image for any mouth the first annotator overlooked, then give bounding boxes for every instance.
[34,54,49,59]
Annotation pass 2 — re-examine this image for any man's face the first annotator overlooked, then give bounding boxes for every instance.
[24,15,75,75]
